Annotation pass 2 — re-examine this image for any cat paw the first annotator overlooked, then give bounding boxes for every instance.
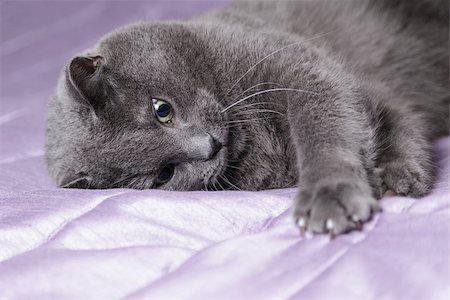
[294,179,380,236]
[380,160,431,198]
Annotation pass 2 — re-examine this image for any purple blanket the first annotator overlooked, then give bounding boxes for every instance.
[1,2,449,299]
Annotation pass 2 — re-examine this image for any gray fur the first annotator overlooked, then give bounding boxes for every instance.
[45,0,449,234]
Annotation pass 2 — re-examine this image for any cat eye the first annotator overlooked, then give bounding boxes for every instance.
[155,164,175,186]
[152,98,173,123]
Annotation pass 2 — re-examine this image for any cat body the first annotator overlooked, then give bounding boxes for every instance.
[46,0,449,234]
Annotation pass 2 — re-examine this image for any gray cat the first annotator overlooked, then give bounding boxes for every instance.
[45,0,449,236]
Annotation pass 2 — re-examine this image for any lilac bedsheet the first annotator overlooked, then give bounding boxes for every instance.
[1,2,449,299]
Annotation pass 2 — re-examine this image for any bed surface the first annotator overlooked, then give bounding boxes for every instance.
[1,2,449,299]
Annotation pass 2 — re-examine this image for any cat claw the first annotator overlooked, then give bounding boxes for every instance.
[351,214,363,231]
[326,218,336,239]
[297,217,307,237]
[354,221,363,231]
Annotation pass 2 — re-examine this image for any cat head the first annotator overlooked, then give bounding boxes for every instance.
[45,23,243,190]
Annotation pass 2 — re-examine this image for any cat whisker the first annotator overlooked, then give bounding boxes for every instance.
[112,173,137,188]
[228,104,267,114]
[211,179,219,191]
[227,159,241,163]
[127,177,139,189]
[233,109,285,117]
[216,179,226,191]
[221,88,318,113]
[221,123,251,129]
[226,119,264,124]
[217,123,246,130]
[225,164,244,172]
[220,29,337,102]
[226,115,280,124]
[217,116,272,129]
[223,170,242,186]
[220,174,241,191]
[233,81,281,100]
[136,177,148,189]
[214,179,223,191]
[227,101,283,113]
[203,179,209,191]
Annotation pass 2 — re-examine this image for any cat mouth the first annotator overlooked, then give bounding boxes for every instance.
[204,146,242,191]
[202,120,238,189]
[203,147,228,188]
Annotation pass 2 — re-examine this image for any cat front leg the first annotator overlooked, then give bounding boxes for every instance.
[287,72,380,236]
[373,100,435,198]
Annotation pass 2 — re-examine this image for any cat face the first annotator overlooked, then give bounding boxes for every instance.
[46,23,240,190]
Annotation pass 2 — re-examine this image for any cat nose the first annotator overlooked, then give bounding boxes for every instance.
[181,131,223,161]
[208,136,223,159]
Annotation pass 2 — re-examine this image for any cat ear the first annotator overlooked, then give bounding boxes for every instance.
[60,173,92,189]
[67,55,106,110]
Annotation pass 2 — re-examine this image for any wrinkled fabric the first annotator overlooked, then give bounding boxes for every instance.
[0,2,449,300]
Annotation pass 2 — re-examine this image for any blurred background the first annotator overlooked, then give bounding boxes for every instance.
[0,1,228,188]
